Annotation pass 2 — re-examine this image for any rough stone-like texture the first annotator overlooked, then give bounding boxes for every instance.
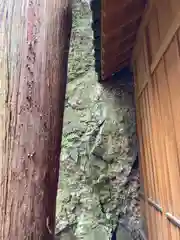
[55,1,140,239]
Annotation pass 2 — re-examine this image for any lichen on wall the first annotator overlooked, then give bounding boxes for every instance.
[55,1,140,239]
[68,0,93,82]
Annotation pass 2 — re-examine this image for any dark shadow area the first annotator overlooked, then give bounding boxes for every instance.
[90,0,101,80]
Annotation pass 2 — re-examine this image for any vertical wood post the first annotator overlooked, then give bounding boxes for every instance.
[0,0,72,239]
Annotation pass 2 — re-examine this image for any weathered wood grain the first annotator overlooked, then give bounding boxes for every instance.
[0,0,72,239]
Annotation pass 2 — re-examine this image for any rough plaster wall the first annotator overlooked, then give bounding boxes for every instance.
[55,1,141,239]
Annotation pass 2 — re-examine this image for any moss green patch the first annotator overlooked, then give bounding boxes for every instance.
[68,0,93,82]
[56,1,140,239]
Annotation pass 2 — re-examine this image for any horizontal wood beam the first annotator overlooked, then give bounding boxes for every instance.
[102,1,145,33]
[102,18,141,40]
[102,46,133,64]
[102,0,144,17]
[103,31,137,46]
[102,34,136,56]
[103,31,136,44]
[102,57,130,71]
[103,0,131,11]
[102,60,129,79]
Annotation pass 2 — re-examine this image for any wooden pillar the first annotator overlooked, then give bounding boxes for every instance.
[0,0,72,239]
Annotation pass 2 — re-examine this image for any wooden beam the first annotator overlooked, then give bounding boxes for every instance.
[102,61,130,80]
[102,18,141,40]
[102,32,137,49]
[0,0,72,239]
[102,34,136,55]
[102,56,130,71]
[102,1,145,33]
[132,1,153,62]
[103,0,129,10]
[102,46,133,64]
[103,0,144,16]
[102,60,130,79]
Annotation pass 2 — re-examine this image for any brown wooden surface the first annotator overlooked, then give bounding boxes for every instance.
[133,0,180,239]
[101,0,146,80]
[0,0,72,239]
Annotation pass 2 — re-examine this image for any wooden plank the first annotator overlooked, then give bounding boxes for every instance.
[142,86,164,240]
[103,0,145,16]
[155,59,180,240]
[102,1,145,34]
[164,35,180,216]
[143,88,155,201]
[102,31,136,47]
[133,61,140,95]
[170,0,180,16]
[102,60,129,80]
[137,43,146,90]
[156,56,180,216]
[103,0,129,10]
[168,218,180,240]
[102,33,136,55]
[136,98,152,240]
[133,64,150,238]
[102,58,131,74]
[102,56,130,70]
[143,29,152,73]
[144,86,167,240]
[142,91,158,239]
[147,80,172,240]
[139,163,145,196]
[135,50,142,92]
[154,61,171,212]
[155,0,172,42]
[144,86,158,202]
[102,19,141,42]
[133,2,180,238]
[150,11,180,73]
[136,35,152,98]
[102,47,132,65]
[150,74,166,239]
[147,5,160,63]
[148,79,169,240]
[132,0,152,62]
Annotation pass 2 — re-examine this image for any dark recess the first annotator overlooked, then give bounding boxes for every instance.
[90,0,101,81]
